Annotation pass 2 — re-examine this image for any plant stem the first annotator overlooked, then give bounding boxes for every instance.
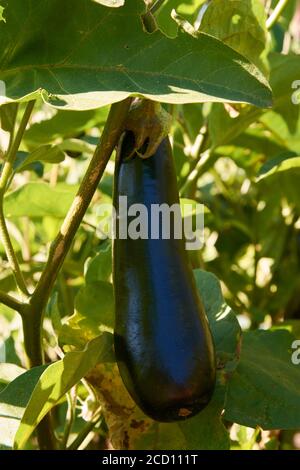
[180,149,212,197]
[19,98,131,449]
[266,0,289,29]
[68,412,102,450]
[30,98,132,316]
[21,304,58,449]
[143,0,166,33]
[0,101,35,297]
[0,290,24,312]
[180,107,263,197]
[36,418,58,450]
[21,310,44,367]
[6,104,19,154]
[0,208,29,297]
[60,388,77,449]
[150,0,165,14]
[0,101,35,193]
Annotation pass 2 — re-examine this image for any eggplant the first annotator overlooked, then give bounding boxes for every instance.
[113,131,216,422]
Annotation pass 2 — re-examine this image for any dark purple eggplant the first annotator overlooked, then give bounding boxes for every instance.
[113,132,216,422]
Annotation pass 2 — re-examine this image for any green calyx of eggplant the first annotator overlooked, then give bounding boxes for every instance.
[122,99,172,160]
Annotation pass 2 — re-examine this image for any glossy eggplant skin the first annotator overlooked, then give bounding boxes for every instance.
[113,132,216,422]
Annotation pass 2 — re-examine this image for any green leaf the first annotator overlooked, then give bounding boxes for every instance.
[194,269,241,358]
[4,182,78,218]
[0,102,18,132]
[48,292,63,337]
[12,151,44,176]
[224,330,300,429]
[0,365,47,449]
[14,334,113,449]
[273,320,300,339]
[75,281,114,330]
[179,382,230,450]
[0,0,271,109]
[85,241,112,283]
[256,154,300,209]
[257,153,300,181]
[59,281,114,348]
[208,103,262,148]
[16,145,65,171]
[58,138,95,155]
[177,269,240,449]
[230,127,287,159]
[260,53,300,153]
[200,0,268,72]
[59,244,114,350]
[0,336,22,366]
[0,363,26,384]
[261,111,300,153]
[24,108,108,147]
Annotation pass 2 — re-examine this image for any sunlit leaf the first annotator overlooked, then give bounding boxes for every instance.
[260,54,300,153]
[200,0,268,72]
[0,363,26,384]
[4,182,78,218]
[0,0,271,109]
[16,145,65,171]
[0,365,47,449]
[14,334,113,449]
[24,108,108,147]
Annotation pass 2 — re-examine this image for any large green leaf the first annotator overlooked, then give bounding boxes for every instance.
[14,334,113,449]
[0,365,47,449]
[200,0,268,72]
[0,0,271,109]
[224,330,300,429]
[4,182,78,218]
